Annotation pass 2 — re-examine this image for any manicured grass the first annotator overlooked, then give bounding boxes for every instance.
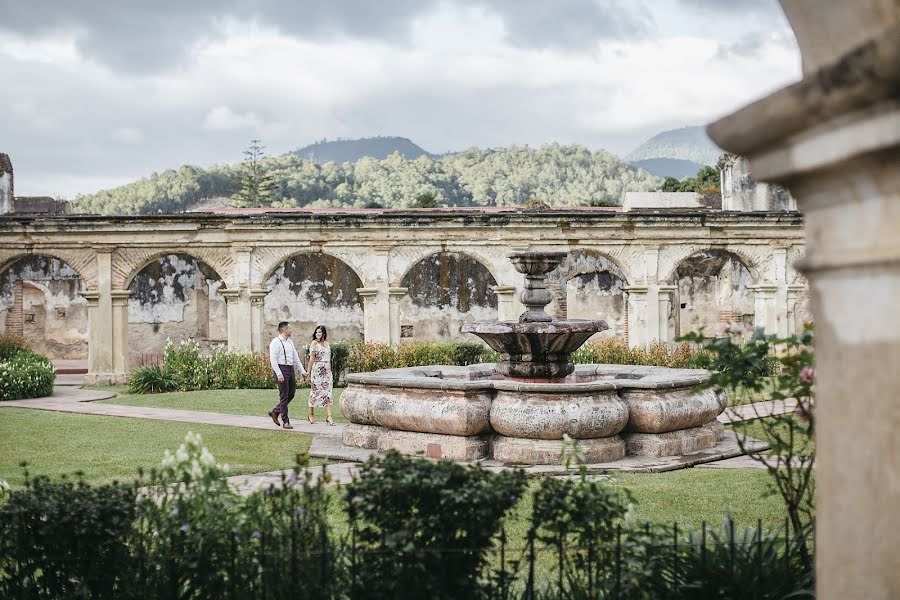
[97,388,347,422]
[0,408,313,487]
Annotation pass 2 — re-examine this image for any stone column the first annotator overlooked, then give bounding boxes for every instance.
[85,248,118,385]
[221,289,251,351]
[388,287,408,345]
[708,5,900,596]
[357,287,390,343]
[110,291,131,380]
[623,286,649,349]
[249,289,270,354]
[657,285,676,344]
[748,284,777,334]
[492,285,518,322]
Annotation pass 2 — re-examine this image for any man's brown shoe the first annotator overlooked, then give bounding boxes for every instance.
[268,411,280,426]
[282,422,294,429]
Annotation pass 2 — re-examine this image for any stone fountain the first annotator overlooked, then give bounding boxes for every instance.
[340,251,727,466]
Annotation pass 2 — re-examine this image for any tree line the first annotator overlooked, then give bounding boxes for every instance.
[72,143,661,215]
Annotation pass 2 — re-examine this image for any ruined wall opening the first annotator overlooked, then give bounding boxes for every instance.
[400,251,498,341]
[547,250,628,341]
[127,254,226,362]
[0,255,87,359]
[263,252,364,344]
[669,249,755,337]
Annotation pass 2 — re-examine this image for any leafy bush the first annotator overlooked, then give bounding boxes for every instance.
[571,338,705,368]
[345,451,526,599]
[346,340,498,374]
[208,348,274,389]
[0,335,28,360]
[0,472,137,599]
[0,350,56,401]
[127,365,176,394]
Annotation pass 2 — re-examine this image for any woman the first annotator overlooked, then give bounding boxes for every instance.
[306,325,335,425]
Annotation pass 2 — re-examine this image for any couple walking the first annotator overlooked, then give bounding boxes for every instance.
[267,321,334,429]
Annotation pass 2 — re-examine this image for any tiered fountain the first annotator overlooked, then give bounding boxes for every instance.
[340,251,726,465]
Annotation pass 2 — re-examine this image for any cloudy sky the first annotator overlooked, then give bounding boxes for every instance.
[1,0,800,197]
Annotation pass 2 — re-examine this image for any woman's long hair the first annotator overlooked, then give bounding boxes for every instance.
[312,325,328,341]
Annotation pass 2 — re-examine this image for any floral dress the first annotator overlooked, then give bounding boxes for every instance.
[308,343,333,407]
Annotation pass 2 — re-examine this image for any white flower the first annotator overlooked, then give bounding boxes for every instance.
[190,460,203,480]
[200,448,216,468]
[175,446,189,464]
[161,450,176,469]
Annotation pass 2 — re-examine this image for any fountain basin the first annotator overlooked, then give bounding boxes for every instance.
[460,320,609,379]
[341,363,726,465]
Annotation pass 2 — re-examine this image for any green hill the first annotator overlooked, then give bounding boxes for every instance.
[626,126,722,166]
[72,144,661,215]
[294,136,434,164]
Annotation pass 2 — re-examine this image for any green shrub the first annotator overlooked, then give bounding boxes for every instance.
[329,340,349,386]
[571,338,703,368]
[127,365,176,394]
[0,473,137,598]
[164,339,210,391]
[0,350,56,401]
[345,451,526,599]
[208,349,274,389]
[0,335,28,361]
[345,340,498,374]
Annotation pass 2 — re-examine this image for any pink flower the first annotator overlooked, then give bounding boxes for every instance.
[799,367,815,383]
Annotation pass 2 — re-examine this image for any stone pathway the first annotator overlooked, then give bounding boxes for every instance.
[228,462,360,495]
[0,385,344,437]
[718,398,799,424]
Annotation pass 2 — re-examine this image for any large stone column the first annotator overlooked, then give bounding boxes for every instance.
[623,286,649,349]
[708,5,900,597]
[357,287,390,343]
[388,287,408,345]
[492,285,518,322]
[85,248,129,385]
[222,289,252,351]
[249,289,270,354]
[748,284,777,334]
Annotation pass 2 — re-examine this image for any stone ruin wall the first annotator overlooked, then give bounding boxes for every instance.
[400,252,498,342]
[0,245,787,360]
[0,257,87,358]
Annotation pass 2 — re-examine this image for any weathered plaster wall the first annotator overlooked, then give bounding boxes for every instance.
[0,256,87,358]
[263,253,364,344]
[547,251,628,341]
[400,252,498,341]
[672,251,755,335]
[127,255,226,357]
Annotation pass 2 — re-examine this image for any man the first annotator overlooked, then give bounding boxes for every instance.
[268,321,307,429]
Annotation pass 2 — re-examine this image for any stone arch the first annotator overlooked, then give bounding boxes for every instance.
[659,244,764,284]
[547,249,630,340]
[667,248,757,337]
[399,251,499,341]
[0,249,94,289]
[126,254,228,360]
[0,254,89,359]
[262,251,365,343]
[391,246,506,288]
[256,248,367,288]
[116,247,235,290]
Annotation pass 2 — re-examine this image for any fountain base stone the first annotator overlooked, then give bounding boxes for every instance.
[341,364,728,466]
[624,421,726,457]
[492,434,626,465]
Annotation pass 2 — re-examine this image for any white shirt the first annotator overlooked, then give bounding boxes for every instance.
[269,335,307,376]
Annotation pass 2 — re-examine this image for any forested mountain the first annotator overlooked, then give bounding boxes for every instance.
[631,157,706,179]
[626,126,722,166]
[294,136,434,163]
[72,144,660,215]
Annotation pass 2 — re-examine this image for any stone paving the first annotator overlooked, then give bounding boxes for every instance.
[0,381,803,485]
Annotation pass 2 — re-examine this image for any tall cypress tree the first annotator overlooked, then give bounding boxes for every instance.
[232,139,278,208]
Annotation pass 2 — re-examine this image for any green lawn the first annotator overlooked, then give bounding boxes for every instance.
[98,388,347,422]
[0,408,313,487]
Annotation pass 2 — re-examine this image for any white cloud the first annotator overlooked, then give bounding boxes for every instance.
[202,106,265,131]
[0,2,802,197]
[111,127,144,144]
